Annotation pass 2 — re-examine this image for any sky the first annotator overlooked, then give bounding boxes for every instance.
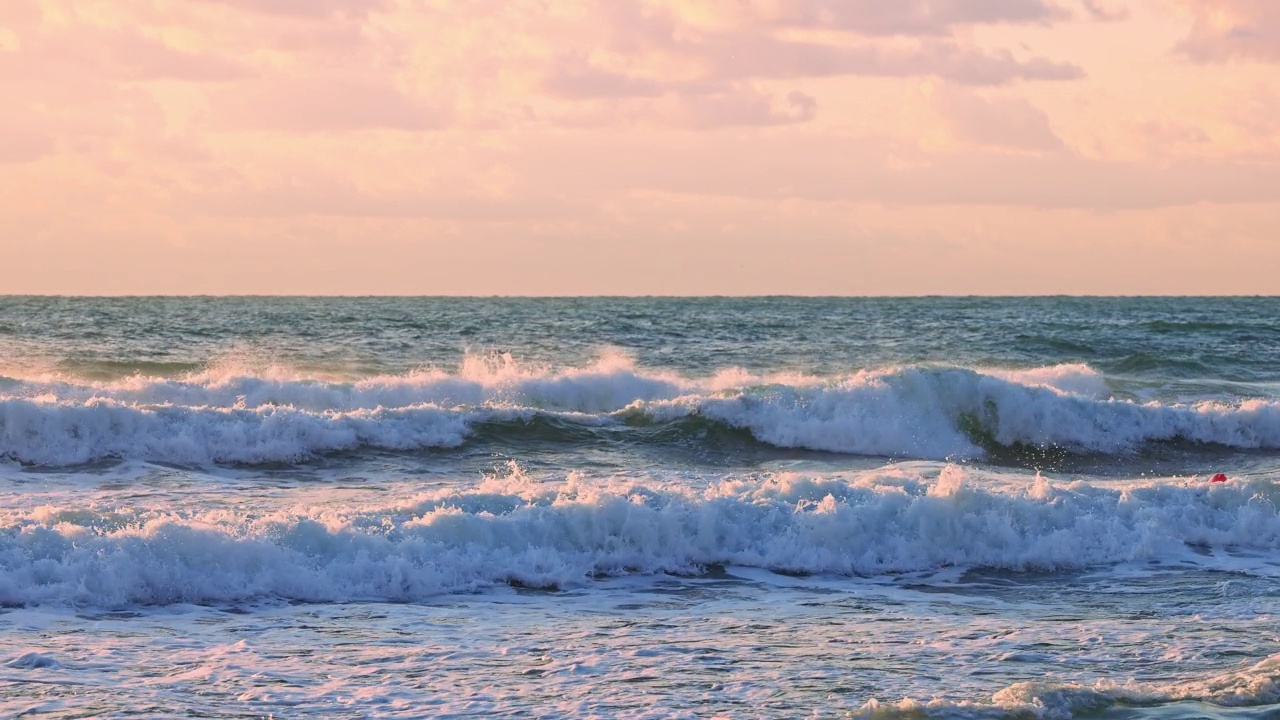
[2,0,1278,295]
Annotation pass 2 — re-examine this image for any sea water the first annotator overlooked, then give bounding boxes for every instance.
[0,297,1277,718]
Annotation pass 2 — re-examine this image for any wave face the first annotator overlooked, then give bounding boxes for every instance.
[2,358,1280,466]
[3,467,1278,607]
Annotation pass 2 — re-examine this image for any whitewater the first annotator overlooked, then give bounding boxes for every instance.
[2,297,1279,719]
[5,358,1280,466]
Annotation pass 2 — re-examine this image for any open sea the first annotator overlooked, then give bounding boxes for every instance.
[1,296,1278,719]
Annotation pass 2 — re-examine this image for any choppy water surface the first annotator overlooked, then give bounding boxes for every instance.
[1,297,1278,718]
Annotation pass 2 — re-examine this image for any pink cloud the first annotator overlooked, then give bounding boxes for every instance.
[272,21,371,53]
[933,87,1064,151]
[537,4,1085,127]
[500,133,1280,209]
[543,57,672,99]
[108,32,251,82]
[0,129,55,163]
[214,78,444,132]
[193,0,389,18]
[666,88,817,128]
[535,65,819,128]
[1175,0,1280,62]
[543,42,1080,106]
[1135,120,1212,146]
[541,57,815,127]
[764,0,1072,35]
[1078,0,1130,21]
[170,129,1280,219]
[703,35,1083,84]
[6,25,250,83]
[568,2,1084,91]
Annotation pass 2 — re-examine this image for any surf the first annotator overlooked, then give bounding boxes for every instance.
[2,359,1280,467]
[2,465,1278,607]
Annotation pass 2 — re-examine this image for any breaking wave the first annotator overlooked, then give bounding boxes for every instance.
[2,357,1280,466]
[2,466,1278,607]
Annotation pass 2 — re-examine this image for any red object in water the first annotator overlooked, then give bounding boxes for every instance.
[1210,473,1228,483]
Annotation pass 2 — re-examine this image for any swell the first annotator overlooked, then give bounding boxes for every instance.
[1139,319,1265,334]
[1109,351,1213,377]
[2,361,1280,466]
[54,359,207,381]
[2,468,1278,607]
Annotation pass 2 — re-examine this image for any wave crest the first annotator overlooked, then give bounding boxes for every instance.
[1,359,1279,466]
[2,467,1278,607]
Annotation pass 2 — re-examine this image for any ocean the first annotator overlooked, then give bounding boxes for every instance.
[1,296,1277,719]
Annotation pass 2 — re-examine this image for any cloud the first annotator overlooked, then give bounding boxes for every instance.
[0,129,55,163]
[543,56,672,99]
[4,0,1280,296]
[170,127,1280,219]
[4,25,251,83]
[1078,0,1130,21]
[665,88,818,128]
[932,87,1064,151]
[1174,0,1280,63]
[106,32,251,82]
[0,3,42,28]
[502,132,1280,209]
[541,55,816,127]
[1134,120,1211,149]
[192,0,390,18]
[541,4,1084,111]
[752,0,1073,35]
[214,79,445,132]
[584,2,1084,86]
[701,36,1085,85]
[543,42,1082,101]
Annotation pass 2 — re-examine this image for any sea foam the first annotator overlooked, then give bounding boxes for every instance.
[3,467,1277,607]
[1,360,1279,466]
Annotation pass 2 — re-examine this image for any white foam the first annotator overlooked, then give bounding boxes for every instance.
[2,466,1276,607]
[6,652,61,670]
[644,364,1280,458]
[2,359,1280,465]
[4,351,695,413]
[0,398,479,465]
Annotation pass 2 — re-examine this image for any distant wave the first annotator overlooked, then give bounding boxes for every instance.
[2,358,1280,466]
[2,467,1277,607]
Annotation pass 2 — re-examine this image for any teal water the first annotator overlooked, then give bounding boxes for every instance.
[1,297,1277,718]
[5,296,1279,382]
[2,297,1280,472]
